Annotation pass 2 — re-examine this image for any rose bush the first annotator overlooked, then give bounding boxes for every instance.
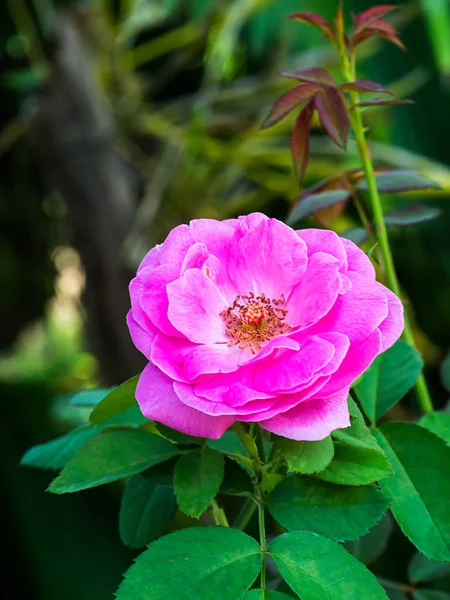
[127,213,403,440]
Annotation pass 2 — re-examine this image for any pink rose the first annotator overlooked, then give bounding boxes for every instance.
[127,213,403,440]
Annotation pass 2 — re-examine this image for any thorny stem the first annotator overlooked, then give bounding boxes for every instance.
[258,491,267,600]
[337,33,433,414]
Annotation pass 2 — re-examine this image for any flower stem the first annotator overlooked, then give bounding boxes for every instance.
[234,497,258,531]
[258,494,267,599]
[234,424,267,597]
[338,39,433,414]
[211,499,229,527]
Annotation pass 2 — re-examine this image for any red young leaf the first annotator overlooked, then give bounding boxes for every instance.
[290,101,314,183]
[354,5,397,32]
[355,97,413,108]
[352,23,405,50]
[314,87,350,150]
[260,83,321,129]
[340,78,392,94]
[281,67,335,87]
[287,12,334,39]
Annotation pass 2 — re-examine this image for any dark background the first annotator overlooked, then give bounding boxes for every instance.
[1,0,450,598]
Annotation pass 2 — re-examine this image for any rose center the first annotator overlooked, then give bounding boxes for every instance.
[220,292,291,354]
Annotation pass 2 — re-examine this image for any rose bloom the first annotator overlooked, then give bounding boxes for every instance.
[127,213,403,440]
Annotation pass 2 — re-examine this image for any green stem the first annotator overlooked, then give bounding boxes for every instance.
[233,497,258,530]
[234,424,267,596]
[233,422,260,462]
[338,39,433,414]
[211,499,229,527]
[258,494,267,599]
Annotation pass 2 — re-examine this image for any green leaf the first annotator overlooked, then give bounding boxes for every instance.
[276,436,334,474]
[420,412,450,445]
[384,205,441,227]
[345,512,394,564]
[49,430,180,494]
[287,189,351,225]
[413,591,450,600]
[354,341,423,423]
[21,405,149,471]
[245,591,293,599]
[333,398,385,453]
[70,388,115,407]
[268,475,389,541]
[441,350,450,393]
[174,448,225,518]
[270,531,389,600]
[358,170,441,194]
[408,551,450,584]
[207,430,247,456]
[155,422,204,445]
[315,442,392,486]
[116,526,261,600]
[21,425,98,470]
[378,578,409,600]
[119,474,177,548]
[90,375,139,425]
[220,457,253,496]
[374,422,450,561]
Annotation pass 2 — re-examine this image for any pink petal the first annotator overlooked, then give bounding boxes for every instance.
[341,237,376,280]
[318,328,382,397]
[129,274,158,334]
[159,224,194,271]
[139,264,182,337]
[306,271,388,345]
[239,375,333,423]
[376,282,404,351]
[136,363,234,438]
[230,218,308,299]
[194,368,274,407]
[253,334,335,393]
[126,310,156,360]
[137,245,162,274]
[286,252,343,328]
[167,268,228,344]
[174,380,276,416]
[297,228,348,268]
[180,242,209,273]
[189,218,237,257]
[151,333,241,382]
[239,335,301,367]
[260,387,351,441]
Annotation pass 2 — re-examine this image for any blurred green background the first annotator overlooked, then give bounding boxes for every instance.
[1,0,450,598]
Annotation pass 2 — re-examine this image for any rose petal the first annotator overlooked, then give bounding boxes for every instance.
[139,264,182,337]
[341,237,376,280]
[306,271,388,344]
[253,334,335,393]
[137,245,162,274]
[286,252,343,328]
[230,218,308,299]
[189,218,237,257]
[376,282,404,351]
[297,228,348,268]
[174,380,276,416]
[167,268,228,344]
[159,224,194,271]
[126,310,156,360]
[137,363,234,438]
[180,242,209,273]
[260,387,351,441]
[151,334,241,382]
[318,328,382,397]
